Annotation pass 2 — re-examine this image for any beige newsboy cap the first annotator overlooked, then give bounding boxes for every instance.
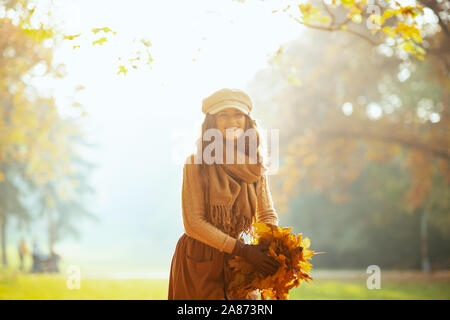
[202,88,253,115]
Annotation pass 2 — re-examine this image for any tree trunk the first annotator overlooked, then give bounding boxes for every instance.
[0,209,8,267]
[48,209,55,256]
[420,210,430,273]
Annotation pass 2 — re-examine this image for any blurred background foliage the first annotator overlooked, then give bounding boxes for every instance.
[0,0,96,268]
[248,0,449,271]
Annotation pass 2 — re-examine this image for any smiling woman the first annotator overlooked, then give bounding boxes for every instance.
[168,88,280,300]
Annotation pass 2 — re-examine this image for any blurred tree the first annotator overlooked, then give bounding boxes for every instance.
[0,168,29,266]
[0,0,95,266]
[0,0,54,266]
[247,0,449,271]
[29,133,98,256]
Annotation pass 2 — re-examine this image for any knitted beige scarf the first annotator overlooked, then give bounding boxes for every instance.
[204,147,266,237]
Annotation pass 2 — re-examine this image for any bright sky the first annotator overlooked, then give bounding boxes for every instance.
[49,1,302,94]
[38,0,303,159]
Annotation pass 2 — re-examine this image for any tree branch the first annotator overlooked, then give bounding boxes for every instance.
[321,0,336,26]
[287,12,381,46]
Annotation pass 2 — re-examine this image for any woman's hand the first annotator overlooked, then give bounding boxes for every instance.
[232,241,280,277]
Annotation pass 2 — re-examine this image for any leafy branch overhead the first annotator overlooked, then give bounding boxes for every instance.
[60,0,446,74]
[276,0,435,61]
[63,27,154,76]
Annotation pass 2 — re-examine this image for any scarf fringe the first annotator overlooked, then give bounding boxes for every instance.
[206,204,253,237]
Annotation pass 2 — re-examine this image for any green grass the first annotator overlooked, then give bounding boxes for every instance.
[289,278,450,300]
[0,271,169,300]
[2,245,449,299]
[1,269,449,300]
[288,269,450,300]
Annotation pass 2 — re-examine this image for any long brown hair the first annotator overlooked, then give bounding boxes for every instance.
[194,112,268,182]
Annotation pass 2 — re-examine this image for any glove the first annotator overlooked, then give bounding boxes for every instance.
[232,240,280,277]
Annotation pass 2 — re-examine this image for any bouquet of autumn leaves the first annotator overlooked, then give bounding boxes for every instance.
[227,222,315,300]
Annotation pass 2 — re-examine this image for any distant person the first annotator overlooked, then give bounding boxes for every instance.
[32,237,45,273]
[48,251,61,273]
[18,238,29,271]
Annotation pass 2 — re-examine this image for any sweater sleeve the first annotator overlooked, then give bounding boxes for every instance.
[256,173,280,226]
[181,158,237,254]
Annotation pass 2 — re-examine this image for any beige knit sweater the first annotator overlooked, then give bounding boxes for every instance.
[181,154,279,254]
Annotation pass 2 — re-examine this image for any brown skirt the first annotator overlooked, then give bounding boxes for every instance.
[168,233,259,300]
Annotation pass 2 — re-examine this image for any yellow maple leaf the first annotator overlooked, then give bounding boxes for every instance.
[92,27,116,34]
[382,9,398,22]
[92,37,107,46]
[382,26,396,38]
[340,0,355,7]
[63,33,81,40]
[117,65,128,76]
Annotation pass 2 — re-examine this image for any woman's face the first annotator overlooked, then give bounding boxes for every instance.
[215,108,246,142]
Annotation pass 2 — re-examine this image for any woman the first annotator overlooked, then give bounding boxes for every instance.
[168,88,280,300]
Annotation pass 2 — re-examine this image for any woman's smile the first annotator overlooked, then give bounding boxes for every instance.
[225,127,243,138]
[215,108,246,140]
